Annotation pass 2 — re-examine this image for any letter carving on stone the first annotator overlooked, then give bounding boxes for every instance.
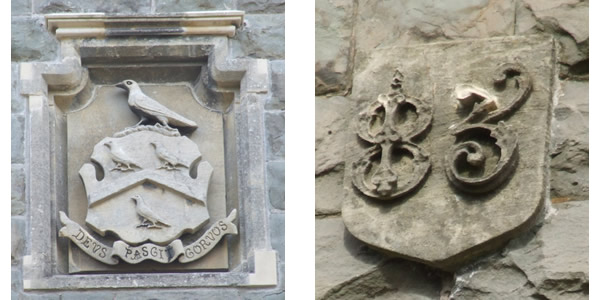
[445,63,532,193]
[351,70,432,200]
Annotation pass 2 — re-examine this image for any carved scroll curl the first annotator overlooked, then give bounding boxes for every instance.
[445,63,531,193]
[351,71,432,200]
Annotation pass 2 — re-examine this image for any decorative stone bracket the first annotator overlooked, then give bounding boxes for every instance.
[21,11,278,290]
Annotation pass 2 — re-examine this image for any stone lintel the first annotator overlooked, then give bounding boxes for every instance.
[46,11,245,39]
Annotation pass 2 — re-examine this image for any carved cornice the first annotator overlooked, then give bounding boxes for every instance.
[45,11,244,39]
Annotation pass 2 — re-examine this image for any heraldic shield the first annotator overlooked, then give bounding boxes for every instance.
[58,80,238,266]
[82,129,212,245]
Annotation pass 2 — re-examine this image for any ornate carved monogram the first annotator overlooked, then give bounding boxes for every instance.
[445,63,532,193]
[351,71,432,200]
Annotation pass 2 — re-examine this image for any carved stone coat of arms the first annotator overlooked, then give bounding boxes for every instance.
[59,80,238,265]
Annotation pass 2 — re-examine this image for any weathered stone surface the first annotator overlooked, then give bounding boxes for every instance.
[267,161,284,210]
[11,17,58,62]
[232,14,284,59]
[452,201,588,299]
[12,267,22,299]
[316,165,344,215]
[265,111,284,160]
[354,0,516,71]
[510,201,589,299]
[238,0,284,13]
[550,140,588,201]
[11,217,26,264]
[516,0,588,78]
[320,259,445,300]
[11,165,26,216]
[12,63,25,113]
[315,217,384,298]
[344,36,554,270]
[113,289,241,299]
[59,292,117,300]
[522,0,588,44]
[267,60,285,110]
[452,259,538,299]
[12,0,31,15]
[550,81,588,201]
[270,212,284,260]
[553,81,588,146]
[155,0,233,12]
[34,0,152,14]
[11,115,24,164]
[315,96,352,175]
[315,0,354,95]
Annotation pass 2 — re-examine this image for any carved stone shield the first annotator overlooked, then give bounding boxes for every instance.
[80,128,212,245]
[342,36,554,270]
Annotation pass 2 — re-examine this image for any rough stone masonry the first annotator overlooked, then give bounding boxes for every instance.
[316,0,588,299]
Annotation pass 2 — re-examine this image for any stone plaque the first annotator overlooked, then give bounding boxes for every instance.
[62,81,236,272]
[342,36,555,270]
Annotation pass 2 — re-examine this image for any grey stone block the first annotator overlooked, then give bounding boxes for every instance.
[264,111,284,160]
[155,0,234,12]
[113,289,241,299]
[315,96,352,175]
[516,0,588,79]
[270,212,284,261]
[267,60,285,110]
[34,0,152,14]
[315,217,385,298]
[315,165,344,215]
[12,63,25,113]
[354,0,516,71]
[238,0,284,14]
[315,0,354,95]
[320,259,445,300]
[11,17,58,62]
[11,217,26,264]
[553,81,589,147]
[550,80,588,201]
[19,293,60,300]
[453,201,589,299]
[11,165,25,216]
[11,267,22,299]
[60,292,117,300]
[12,0,31,15]
[267,161,284,210]
[11,115,24,164]
[231,14,284,60]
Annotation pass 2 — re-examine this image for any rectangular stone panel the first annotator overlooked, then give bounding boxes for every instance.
[342,35,555,270]
[67,84,228,273]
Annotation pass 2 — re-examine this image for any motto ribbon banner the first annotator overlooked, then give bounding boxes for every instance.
[58,210,238,264]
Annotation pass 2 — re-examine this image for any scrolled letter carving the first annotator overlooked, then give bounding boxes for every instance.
[445,63,532,193]
[351,70,432,200]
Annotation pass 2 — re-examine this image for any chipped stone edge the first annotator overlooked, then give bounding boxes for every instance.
[46,11,245,39]
[20,15,278,290]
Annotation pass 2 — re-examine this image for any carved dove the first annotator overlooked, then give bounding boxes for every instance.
[104,141,140,171]
[131,195,171,229]
[150,141,190,170]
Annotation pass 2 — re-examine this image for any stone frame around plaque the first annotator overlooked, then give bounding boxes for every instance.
[21,11,278,290]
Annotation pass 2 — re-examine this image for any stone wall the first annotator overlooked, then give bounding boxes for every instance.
[11,1,284,299]
[316,0,588,299]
